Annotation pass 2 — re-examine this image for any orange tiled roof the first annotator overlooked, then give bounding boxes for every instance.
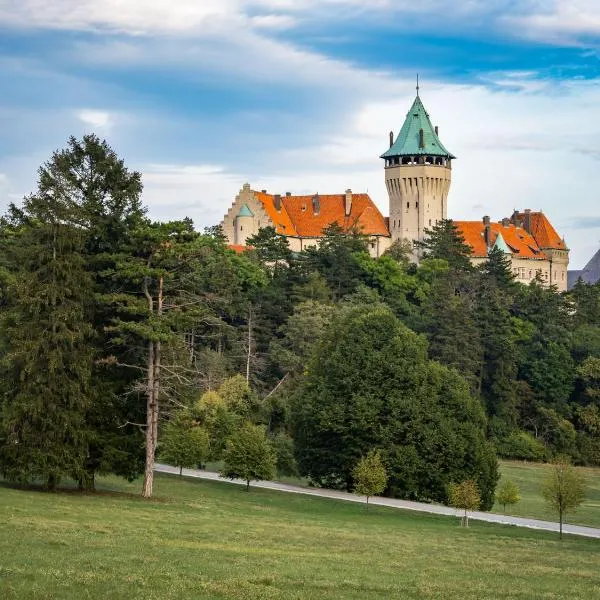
[253,191,389,238]
[455,221,547,260]
[519,211,567,250]
[227,244,248,254]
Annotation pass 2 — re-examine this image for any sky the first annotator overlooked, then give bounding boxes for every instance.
[1,1,600,268]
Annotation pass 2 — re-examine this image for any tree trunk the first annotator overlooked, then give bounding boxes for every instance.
[246,479,250,491]
[47,473,57,492]
[179,465,183,477]
[559,510,563,540]
[142,339,156,499]
[246,307,252,384]
[366,496,370,511]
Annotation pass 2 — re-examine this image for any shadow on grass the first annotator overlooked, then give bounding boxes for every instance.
[0,477,172,504]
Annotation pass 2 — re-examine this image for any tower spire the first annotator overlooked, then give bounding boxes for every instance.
[416,73,419,97]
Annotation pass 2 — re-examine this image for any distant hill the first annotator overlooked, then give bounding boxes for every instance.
[568,248,600,289]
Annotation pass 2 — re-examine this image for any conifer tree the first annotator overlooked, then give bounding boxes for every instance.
[416,219,473,273]
[0,190,93,489]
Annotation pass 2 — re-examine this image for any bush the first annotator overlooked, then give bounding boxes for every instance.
[496,431,546,462]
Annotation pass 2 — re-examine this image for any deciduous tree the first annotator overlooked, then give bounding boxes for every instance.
[542,458,586,539]
[448,480,481,527]
[495,479,520,513]
[221,423,277,490]
[352,450,388,509]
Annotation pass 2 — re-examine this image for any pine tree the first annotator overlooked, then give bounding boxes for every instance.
[416,219,473,273]
[0,191,93,489]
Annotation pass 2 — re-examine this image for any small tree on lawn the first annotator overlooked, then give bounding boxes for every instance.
[221,423,276,491]
[496,480,520,513]
[352,450,388,510]
[160,413,209,476]
[542,458,586,539]
[448,480,481,527]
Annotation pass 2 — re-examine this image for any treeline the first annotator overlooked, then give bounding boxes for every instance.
[0,136,598,509]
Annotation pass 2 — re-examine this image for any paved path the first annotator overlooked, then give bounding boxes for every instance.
[154,463,600,539]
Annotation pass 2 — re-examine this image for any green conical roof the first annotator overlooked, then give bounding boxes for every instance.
[381,95,455,159]
[238,204,254,217]
[492,232,512,255]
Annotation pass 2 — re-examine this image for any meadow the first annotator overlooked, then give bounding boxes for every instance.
[1,469,599,600]
[493,460,600,528]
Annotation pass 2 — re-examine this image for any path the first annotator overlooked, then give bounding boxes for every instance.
[154,463,600,539]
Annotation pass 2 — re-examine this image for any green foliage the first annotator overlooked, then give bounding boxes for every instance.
[495,479,520,512]
[221,423,277,489]
[160,412,209,474]
[352,450,388,507]
[293,304,498,509]
[542,457,586,538]
[272,432,299,477]
[0,170,95,489]
[495,431,546,462]
[416,219,473,273]
[448,480,481,526]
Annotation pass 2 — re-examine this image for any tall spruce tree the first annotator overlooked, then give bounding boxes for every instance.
[0,190,93,489]
[32,135,147,489]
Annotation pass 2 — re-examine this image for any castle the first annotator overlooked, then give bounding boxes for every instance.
[222,92,569,292]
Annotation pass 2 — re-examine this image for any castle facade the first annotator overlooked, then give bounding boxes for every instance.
[222,92,569,291]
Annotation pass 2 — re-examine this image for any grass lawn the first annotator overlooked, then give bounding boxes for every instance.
[494,460,600,528]
[1,473,599,600]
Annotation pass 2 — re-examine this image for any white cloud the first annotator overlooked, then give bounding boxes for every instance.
[77,109,113,130]
[507,0,600,44]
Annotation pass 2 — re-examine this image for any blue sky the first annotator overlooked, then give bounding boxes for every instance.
[1,0,599,267]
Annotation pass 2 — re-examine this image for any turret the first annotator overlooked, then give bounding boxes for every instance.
[381,91,455,252]
[235,203,255,245]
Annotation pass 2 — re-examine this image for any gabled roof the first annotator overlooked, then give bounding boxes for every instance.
[252,191,389,238]
[455,221,547,260]
[519,211,567,250]
[381,95,455,159]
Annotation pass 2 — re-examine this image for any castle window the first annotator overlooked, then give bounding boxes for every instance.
[416,202,419,209]
[406,202,410,209]
[429,219,432,225]
[240,226,243,231]
[562,272,565,280]
[370,242,375,249]
[529,270,532,278]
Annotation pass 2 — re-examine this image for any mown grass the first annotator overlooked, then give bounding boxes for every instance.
[1,472,599,600]
[494,460,600,528]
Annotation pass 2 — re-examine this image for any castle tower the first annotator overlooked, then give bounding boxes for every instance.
[381,91,455,247]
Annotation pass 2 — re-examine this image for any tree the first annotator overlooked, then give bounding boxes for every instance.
[0,181,93,489]
[496,480,520,513]
[352,450,388,509]
[221,423,277,490]
[416,219,473,273]
[160,412,209,476]
[448,480,481,527]
[541,458,586,539]
[293,304,498,508]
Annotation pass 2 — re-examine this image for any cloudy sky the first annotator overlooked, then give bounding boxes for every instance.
[1,0,600,267]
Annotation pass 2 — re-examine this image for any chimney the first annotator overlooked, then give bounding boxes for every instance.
[435,125,439,136]
[522,209,532,233]
[419,128,425,149]
[274,194,281,211]
[389,131,394,148]
[483,215,491,246]
[312,194,320,215]
[261,189,267,194]
[511,210,522,228]
[501,217,510,227]
[285,191,291,197]
[345,189,353,216]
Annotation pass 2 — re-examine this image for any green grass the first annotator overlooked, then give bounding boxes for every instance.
[1,473,599,599]
[494,460,600,528]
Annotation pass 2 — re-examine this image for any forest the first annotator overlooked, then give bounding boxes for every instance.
[0,135,599,510]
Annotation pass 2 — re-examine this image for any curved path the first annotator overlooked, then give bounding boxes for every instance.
[154,463,600,539]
